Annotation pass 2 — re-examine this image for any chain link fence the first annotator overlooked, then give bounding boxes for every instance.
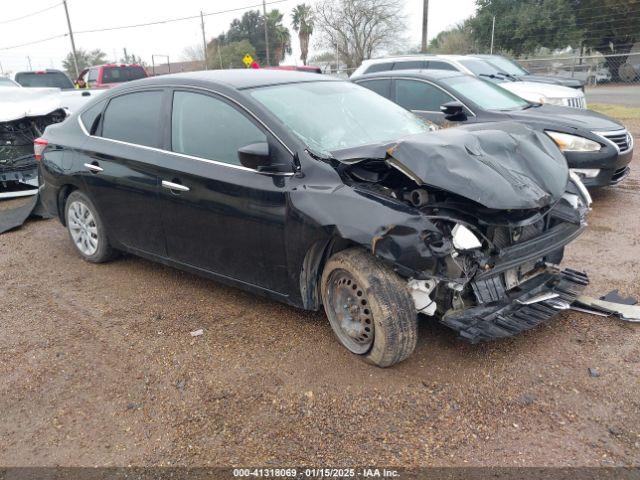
[518,52,640,85]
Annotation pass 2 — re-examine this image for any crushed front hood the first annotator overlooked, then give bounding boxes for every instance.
[331,122,568,210]
[0,87,64,122]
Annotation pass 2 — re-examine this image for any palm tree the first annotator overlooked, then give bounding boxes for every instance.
[266,10,292,65]
[291,4,314,66]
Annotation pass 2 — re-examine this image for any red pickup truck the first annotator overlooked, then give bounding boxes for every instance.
[75,64,147,89]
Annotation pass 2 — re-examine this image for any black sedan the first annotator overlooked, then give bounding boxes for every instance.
[352,69,633,187]
[37,70,591,366]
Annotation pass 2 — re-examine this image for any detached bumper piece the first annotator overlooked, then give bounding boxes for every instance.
[442,269,589,343]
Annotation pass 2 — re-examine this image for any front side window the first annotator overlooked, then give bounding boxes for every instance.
[250,81,429,154]
[102,91,163,147]
[357,79,392,98]
[427,61,457,71]
[88,69,98,82]
[395,79,454,112]
[171,91,266,166]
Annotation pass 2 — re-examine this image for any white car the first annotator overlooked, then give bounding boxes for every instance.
[351,55,587,109]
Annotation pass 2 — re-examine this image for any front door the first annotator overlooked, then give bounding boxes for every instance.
[157,89,292,293]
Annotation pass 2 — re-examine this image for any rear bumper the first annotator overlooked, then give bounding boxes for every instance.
[441,269,589,343]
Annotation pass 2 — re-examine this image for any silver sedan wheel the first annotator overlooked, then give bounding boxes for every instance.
[68,200,99,256]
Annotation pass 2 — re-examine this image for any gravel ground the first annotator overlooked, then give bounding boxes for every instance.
[0,121,639,468]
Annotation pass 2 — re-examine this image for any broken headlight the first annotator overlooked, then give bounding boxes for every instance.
[452,224,482,251]
[546,131,601,152]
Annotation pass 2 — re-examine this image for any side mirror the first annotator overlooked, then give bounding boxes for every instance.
[238,142,272,170]
[440,101,467,121]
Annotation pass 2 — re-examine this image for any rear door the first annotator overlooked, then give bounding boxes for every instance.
[78,89,167,256]
[157,88,293,292]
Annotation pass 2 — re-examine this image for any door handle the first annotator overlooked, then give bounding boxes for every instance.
[161,180,190,192]
[84,162,103,173]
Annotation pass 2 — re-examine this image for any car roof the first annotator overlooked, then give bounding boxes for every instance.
[137,69,339,90]
[353,69,467,81]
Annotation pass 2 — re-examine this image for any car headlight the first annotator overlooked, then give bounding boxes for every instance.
[544,97,568,106]
[546,131,602,152]
[452,224,482,250]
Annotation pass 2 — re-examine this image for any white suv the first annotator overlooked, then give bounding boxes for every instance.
[351,55,587,109]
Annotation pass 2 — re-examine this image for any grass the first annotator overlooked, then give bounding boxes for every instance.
[588,103,640,120]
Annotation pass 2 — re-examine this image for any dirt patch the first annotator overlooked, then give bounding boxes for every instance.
[0,122,639,467]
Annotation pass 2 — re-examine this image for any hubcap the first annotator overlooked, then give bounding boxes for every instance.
[68,200,99,256]
[327,269,374,354]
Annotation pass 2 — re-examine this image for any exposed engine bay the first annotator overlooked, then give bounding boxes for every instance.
[325,122,592,342]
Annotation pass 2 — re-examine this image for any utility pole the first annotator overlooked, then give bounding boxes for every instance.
[62,0,80,78]
[262,0,270,66]
[335,42,339,74]
[218,44,223,69]
[421,0,429,53]
[200,11,208,70]
[490,16,496,54]
[27,56,32,70]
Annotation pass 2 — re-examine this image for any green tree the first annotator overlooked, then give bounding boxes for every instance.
[291,4,314,65]
[218,9,291,66]
[429,21,477,54]
[62,48,108,77]
[468,0,582,56]
[571,0,640,80]
[207,39,257,69]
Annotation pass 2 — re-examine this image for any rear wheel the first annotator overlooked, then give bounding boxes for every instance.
[321,248,418,367]
[65,190,115,263]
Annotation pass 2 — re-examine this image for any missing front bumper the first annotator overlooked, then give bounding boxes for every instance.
[441,269,589,343]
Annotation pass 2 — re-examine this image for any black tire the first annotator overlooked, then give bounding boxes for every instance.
[64,190,115,263]
[321,248,418,367]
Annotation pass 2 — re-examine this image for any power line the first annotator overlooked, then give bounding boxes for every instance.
[0,33,67,51]
[74,0,290,35]
[0,1,62,25]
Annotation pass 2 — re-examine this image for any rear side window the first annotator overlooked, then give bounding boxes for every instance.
[171,91,266,167]
[364,63,394,74]
[395,79,454,111]
[102,66,147,84]
[102,91,163,147]
[427,61,457,71]
[393,61,426,70]
[15,71,74,89]
[357,79,391,99]
[80,100,106,135]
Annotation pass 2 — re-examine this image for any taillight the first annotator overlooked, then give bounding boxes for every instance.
[34,138,48,161]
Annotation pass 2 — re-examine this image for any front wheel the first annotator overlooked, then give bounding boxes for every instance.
[321,248,418,367]
[65,190,115,263]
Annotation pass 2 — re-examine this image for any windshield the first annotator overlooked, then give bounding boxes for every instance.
[102,66,147,83]
[15,71,73,89]
[249,81,430,153]
[0,77,18,87]
[484,56,528,76]
[458,59,508,78]
[447,75,529,110]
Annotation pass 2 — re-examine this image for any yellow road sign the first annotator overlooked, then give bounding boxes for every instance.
[243,54,254,67]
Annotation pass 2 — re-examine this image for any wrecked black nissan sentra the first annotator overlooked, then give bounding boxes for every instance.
[37,70,591,367]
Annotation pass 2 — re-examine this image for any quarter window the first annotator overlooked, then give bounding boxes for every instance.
[80,100,106,135]
[101,91,163,147]
[364,63,394,74]
[395,79,455,112]
[171,91,266,166]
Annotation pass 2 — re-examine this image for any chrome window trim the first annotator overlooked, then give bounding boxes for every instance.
[77,84,296,176]
[393,77,477,117]
[592,128,633,154]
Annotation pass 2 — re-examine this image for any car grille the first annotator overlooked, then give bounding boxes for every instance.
[567,97,586,109]
[597,129,633,153]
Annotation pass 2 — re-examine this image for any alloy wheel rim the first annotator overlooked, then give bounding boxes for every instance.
[68,200,99,256]
[327,269,374,354]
